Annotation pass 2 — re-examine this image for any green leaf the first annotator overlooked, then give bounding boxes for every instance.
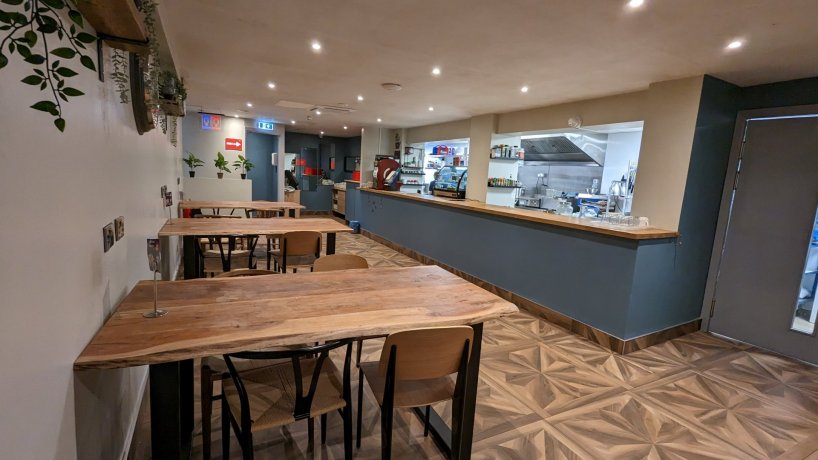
[54,117,65,132]
[33,68,44,76]
[80,55,95,71]
[21,75,43,85]
[24,54,45,65]
[54,67,77,77]
[37,23,57,34]
[1,0,25,5]
[75,32,96,44]
[31,100,58,115]
[9,11,27,24]
[24,30,37,46]
[62,87,84,97]
[68,9,83,27]
[16,44,31,58]
[0,53,7,69]
[41,0,65,8]
[51,47,76,59]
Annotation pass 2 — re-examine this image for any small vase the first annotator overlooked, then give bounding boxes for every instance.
[217,173,224,179]
[241,173,247,179]
[189,171,195,178]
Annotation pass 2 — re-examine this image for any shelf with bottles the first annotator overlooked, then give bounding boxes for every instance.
[487,177,521,188]
[490,144,523,160]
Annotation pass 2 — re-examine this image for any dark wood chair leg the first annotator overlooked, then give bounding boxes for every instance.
[201,365,214,460]
[381,406,393,460]
[356,367,364,448]
[221,391,230,460]
[343,403,353,459]
[308,417,314,450]
[424,405,431,437]
[321,413,328,445]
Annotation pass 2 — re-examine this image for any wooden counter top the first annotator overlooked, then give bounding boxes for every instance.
[179,200,304,210]
[361,189,678,240]
[157,217,351,236]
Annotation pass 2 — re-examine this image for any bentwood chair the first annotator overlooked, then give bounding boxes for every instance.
[357,327,473,459]
[196,234,260,277]
[222,341,354,460]
[267,231,321,273]
[200,269,279,459]
[312,254,369,272]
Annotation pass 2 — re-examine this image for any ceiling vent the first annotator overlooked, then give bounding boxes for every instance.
[381,82,402,91]
[311,105,356,115]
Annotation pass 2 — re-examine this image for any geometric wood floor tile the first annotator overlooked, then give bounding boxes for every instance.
[472,421,591,460]
[637,371,818,459]
[499,312,572,342]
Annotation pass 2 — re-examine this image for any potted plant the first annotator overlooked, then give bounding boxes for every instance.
[214,152,231,179]
[232,155,255,179]
[183,151,204,177]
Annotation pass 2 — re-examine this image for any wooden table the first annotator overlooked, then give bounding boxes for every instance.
[180,200,304,218]
[75,266,518,459]
[158,218,352,279]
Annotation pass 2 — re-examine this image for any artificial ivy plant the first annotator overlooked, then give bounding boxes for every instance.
[0,0,97,132]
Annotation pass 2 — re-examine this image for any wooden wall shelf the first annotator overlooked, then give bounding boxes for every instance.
[75,0,149,54]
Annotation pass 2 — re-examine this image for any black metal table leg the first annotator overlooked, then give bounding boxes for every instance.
[149,360,194,460]
[412,322,482,459]
[182,235,200,279]
[327,232,337,255]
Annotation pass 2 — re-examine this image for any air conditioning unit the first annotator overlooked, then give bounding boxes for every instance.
[311,105,356,115]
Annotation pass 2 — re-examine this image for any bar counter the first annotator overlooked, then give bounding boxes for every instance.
[361,189,677,240]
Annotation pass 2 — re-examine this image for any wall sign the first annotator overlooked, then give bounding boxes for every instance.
[256,121,275,131]
[225,138,243,151]
[201,114,222,131]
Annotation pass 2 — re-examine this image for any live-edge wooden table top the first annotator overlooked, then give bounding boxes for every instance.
[179,200,305,211]
[157,217,351,236]
[74,266,518,370]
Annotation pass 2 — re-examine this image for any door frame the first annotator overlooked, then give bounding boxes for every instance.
[701,104,818,332]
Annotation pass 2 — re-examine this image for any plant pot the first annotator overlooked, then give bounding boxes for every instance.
[217,173,224,179]
[241,173,247,179]
[189,171,195,178]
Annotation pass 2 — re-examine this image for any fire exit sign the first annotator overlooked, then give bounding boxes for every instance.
[257,121,275,130]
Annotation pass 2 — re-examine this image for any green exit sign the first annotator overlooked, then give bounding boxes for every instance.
[257,121,275,130]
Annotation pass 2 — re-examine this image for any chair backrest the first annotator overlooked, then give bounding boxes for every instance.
[195,234,259,273]
[282,231,321,257]
[224,340,352,429]
[378,326,473,380]
[214,269,278,278]
[312,254,369,272]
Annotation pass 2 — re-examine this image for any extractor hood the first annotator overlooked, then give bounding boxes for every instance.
[521,133,606,166]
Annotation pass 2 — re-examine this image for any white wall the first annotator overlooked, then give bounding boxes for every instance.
[601,130,642,194]
[181,114,246,179]
[0,43,181,460]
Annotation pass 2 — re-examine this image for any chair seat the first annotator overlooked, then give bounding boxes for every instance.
[360,361,455,408]
[223,358,346,432]
[269,250,317,267]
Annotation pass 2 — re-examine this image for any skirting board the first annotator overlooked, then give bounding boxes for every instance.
[362,229,700,354]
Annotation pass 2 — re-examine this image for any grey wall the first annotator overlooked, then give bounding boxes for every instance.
[284,132,361,210]
[739,76,818,111]
[245,131,278,200]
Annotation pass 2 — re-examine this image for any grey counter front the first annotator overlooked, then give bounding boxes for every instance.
[357,189,695,343]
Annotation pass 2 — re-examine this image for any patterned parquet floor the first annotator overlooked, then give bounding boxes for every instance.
[131,232,818,459]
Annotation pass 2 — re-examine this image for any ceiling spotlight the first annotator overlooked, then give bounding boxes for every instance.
[267,82,276,89]
[311,40,322,52]
[234,115,239,118]
[520,86,529,93]
[428,106,434,111]
[315,110,322,115]
[343,125,348,130]
[377,118,382,123]
[726,39,744,49]
[357,94,364,102]
[431,66,441,76]
[627,0,645,8]
[290,120,296,124]
[246,102,253,107]
[320,131,324,135]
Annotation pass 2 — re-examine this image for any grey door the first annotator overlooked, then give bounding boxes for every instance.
[709,115,818,365]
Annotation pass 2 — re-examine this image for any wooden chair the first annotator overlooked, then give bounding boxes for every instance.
[357,326,473,459]
[267,231,321,273]
[313,254,369,272]
[196,235,259,277]
[201,268,278,459]
[222,341,354,460]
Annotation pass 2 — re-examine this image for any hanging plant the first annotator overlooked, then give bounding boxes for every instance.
[109,48,129,103]
[0,0,97,132]
[169,116,177,146]
[138,0,161,127]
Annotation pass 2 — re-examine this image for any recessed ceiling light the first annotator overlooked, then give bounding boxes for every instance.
[377,118,382,123]
[290,120,296,124]
[246,102,253,107]
[520,86,529,93]
[726,39,744,49]
[627,0,645,8]
[315,110,322,115]
[320,131,324,135]
[311,40,322,52]
[234,115,239,118]
[431,67,441,76]
[343,125,348,130]
[267,82,276,89]
[428,106,434,111]
[357,95,364,102]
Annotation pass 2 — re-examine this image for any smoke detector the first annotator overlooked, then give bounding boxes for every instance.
[381,83,403,92]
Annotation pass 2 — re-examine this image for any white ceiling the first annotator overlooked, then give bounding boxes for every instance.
[161,0,818,138]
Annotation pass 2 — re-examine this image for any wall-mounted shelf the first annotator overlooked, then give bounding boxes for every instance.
[75,0,150,55]
[487,185,522,189]
[489,156,522,161]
